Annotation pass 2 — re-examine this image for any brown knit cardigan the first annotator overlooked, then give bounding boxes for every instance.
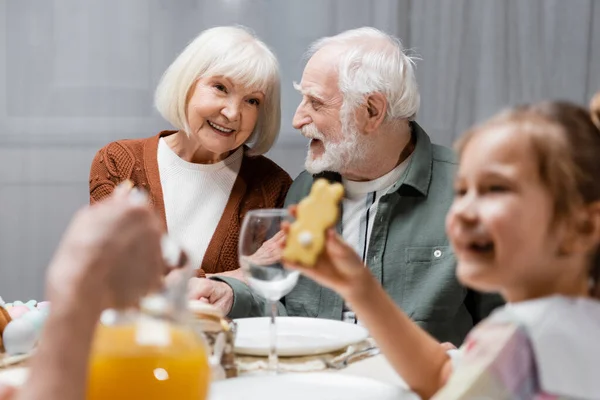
[89,131,292,277]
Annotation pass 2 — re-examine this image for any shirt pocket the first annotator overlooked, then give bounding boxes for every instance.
[402,245,466,322]
[405,246,454,264]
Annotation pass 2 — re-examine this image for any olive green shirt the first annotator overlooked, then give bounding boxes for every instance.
[215,122,503,345]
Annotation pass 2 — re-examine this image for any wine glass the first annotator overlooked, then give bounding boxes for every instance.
[238,209,299,373]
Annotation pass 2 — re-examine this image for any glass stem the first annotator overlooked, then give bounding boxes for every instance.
[267,299,278,374]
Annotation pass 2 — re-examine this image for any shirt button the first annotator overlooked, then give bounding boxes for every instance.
[433,249,442,258]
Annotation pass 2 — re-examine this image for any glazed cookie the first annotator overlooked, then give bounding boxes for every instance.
[283,179,344,266]
[591,91,600,128]
[0,306,12,352]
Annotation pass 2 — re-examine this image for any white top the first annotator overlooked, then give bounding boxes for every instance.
[495,296,600,398]
[341,157,411,323]
[449,296,600,398]
[157,138,243,269]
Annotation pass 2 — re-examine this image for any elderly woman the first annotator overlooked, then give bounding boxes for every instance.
[89,26,291,278]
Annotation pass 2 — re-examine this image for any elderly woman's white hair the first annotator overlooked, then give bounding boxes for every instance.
[155,26,281,156]
[306,27,420,123]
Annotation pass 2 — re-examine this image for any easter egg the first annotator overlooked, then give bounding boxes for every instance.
[0,306,11,352]
[8,305,30,320]
[2,319,37,355]
[20,309,47,332]
[36,301,50,312]
[25,300,37,310]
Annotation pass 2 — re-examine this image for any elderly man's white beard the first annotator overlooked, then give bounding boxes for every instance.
[302,120,369,175]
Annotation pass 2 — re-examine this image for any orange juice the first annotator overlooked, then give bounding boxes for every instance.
[87,322,210,400]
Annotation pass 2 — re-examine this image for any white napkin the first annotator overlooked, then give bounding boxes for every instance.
[0,367,28,388]
[237,339,375,374]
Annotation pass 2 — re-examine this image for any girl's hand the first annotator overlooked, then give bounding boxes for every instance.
[284,228,374,300]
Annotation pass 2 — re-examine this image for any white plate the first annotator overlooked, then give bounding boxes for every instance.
[0,367,28,387]
[234,317,368,356]
[208,373,417,400]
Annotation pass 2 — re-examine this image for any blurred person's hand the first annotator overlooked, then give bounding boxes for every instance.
[12,185,173,400]
[46,184,165,312]
[0,384,15,400]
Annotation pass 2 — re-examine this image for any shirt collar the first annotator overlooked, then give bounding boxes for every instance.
[387,121,434,196]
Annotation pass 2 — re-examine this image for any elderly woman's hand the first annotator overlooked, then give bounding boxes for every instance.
[187,278,234,315]
[46,185,166,312]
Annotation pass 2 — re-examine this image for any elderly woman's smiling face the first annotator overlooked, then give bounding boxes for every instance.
[185,75,264,157]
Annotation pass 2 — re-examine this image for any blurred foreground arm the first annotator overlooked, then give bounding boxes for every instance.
[12,185,167,400]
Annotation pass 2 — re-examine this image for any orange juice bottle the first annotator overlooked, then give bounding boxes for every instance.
[87,297,211,400]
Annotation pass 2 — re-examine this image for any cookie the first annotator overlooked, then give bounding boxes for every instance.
[0,306,12,353]
[283,179,344,266]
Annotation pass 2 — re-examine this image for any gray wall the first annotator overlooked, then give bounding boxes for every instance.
[1,0,599,301]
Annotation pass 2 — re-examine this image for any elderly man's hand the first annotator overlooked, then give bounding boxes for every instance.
[206,268,247,283]
[46,185,165,312]
[188,278,234,315]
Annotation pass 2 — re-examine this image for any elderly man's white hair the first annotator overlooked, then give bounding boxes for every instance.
[307,27,420,122]
[154,26,281,156]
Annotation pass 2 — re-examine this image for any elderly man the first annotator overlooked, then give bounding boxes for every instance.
[191,27,502,345]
